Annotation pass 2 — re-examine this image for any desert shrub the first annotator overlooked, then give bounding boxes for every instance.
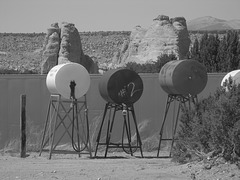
[172,79,240,163]
[0,68,20,74]
[0,67,38,74]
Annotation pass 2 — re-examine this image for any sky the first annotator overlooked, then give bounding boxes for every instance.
[1,0,240,33]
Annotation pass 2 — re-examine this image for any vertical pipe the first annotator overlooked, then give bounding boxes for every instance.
[20,94,26,158]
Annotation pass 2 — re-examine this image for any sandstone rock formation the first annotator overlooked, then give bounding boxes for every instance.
[58,22,85,64]
[115,15,191,65]
[40,23,60,74]
[41,22,98,74]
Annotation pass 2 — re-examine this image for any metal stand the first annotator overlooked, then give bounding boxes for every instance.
[157,94,197,157]
[39,94,92,159]
[94,102,143,158]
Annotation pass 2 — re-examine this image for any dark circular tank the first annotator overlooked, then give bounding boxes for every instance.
[99,69,143,105]
[159,59,208,96]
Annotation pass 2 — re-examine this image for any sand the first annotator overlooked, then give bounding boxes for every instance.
[0,151,239,180]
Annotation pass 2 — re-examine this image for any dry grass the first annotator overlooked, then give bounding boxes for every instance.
[0,120,42,155]
[0,115,171,156]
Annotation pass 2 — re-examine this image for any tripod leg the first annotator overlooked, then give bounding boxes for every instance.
[131,106,143,157]
[192,95,198,105]
[49,98,60,159]
[122,110,133,156]
[94,103,109,157]
[169,101,181,157]
[126,108,133,153]
[74,102,81,157]
[157,95,172,157]
[104,105,117,157]
[84,106,92,157]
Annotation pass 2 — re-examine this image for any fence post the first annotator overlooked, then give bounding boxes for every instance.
[20,94,26,158]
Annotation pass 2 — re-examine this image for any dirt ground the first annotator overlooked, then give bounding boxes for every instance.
[0,151,240,180]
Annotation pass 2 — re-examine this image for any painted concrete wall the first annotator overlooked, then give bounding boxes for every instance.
[0,73,226,148]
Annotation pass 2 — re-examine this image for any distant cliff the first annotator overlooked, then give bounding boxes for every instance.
[0,30,234,74]
[0,31,130,73]
[187,16,240,31]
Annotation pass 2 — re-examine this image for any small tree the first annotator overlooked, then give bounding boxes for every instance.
[190,38,200,59]
[125,53,177,73]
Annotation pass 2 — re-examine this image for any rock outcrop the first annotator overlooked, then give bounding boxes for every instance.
[58,22,85,64]
[116,15,191,65]
[40,23,60,74]
[41,22,98,74]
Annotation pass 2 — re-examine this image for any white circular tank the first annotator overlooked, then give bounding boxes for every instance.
[221,69,240,91]
[46,63,90,99]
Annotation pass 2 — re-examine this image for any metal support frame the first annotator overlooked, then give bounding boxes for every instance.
[94,102,143,158]
[157,94,197,157]
[39,94,92,159]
